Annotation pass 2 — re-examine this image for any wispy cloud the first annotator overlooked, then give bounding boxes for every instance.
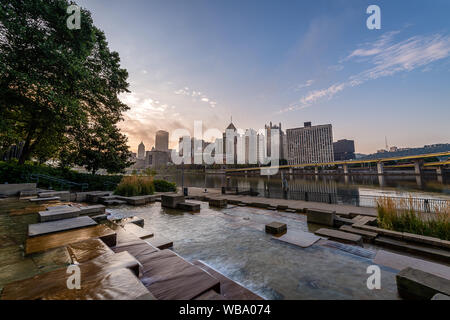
[174,86,218,108]
[293,79,315,91]
[280,31,450,113]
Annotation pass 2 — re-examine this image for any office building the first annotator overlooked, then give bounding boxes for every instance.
[333,139,355,161]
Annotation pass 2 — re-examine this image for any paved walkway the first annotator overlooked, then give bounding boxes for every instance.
[187,187,377,217]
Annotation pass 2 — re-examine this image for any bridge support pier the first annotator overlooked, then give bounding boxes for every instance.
[436,166,443,175]
[377,162,384,175]
[413,160,423,175]
[314,167,319,175]
[343,164,349,175]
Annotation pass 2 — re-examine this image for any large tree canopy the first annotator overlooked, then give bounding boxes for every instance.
[0,0,132,173]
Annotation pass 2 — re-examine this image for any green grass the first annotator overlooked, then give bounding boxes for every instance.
[153,179,177,192]
[377,197,450,241]
[114,175,155,197]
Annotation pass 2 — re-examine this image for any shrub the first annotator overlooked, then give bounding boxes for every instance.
[153,179,177,192]
[377,197,450,240]
[114,175,154,196]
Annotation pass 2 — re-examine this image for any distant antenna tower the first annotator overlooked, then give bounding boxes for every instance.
[385,136,389,150]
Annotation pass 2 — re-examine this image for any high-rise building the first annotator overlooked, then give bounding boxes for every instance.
[264,122,285,161]
[287,122,334,165]
[137,141,145,159]
[333,139,355,161]
[155,130,169,151]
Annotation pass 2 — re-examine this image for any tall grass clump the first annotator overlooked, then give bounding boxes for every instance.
[377,197,450,240]
[114,175,155,197]
[153,179,176,192]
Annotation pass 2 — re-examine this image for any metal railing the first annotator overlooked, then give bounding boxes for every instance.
[222,186,449,213]
[28,173,88,191]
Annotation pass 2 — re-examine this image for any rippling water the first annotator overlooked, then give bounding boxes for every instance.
[108,201,400,300]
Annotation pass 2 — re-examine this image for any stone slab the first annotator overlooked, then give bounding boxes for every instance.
[123,223,154,239]
[124,216,144,227]
[25,225,117,255]
[307,209,335,227]
[66,238,114,264]
[265,222,287,235]
[314,228,363,246]
[432,293,450,300]
[92,214,108,222]
[375,237,450,263]
[79,205,106,215]
[1,251,140,300]
[139,249,220,300]
[161,194,185,208]
[38,191,70,201]
[38,207,81,222]
[46,205,71,211]
[28,216,97,237]
[146,236,173,250]
[273,230,321,248]
[0,183,36,196]
[177,202,201,212]
[104,200,126,205]
[374,250,450,280]
[209,198,228,208]
[339,225,378,240]
[29,197,60,203]
[396,267,450,300]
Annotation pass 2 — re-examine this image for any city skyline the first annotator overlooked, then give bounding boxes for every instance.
[77,0,450,154]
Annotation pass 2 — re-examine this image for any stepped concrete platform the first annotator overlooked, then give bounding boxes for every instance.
[265,222,287,235]
[314,228,363,246]
[432,293,450,300]
[103,199,126,206]
[373,250,450,280]
[396,267,450,300]
[38,191,70,201]
[307,209,336,227]
[92,214,108,222]
[38,207,81,222]
[139,249,220,300]
[375,236,450,263]
[146,236,173,250]
[28,216,97,237]
[125,216,144,227]
[19,190,37,198]
[1,251,140,300]
[333,216,355,227]
[46,205,71,211]
[42,268,151,300]
[66,238,114,264]
[176,202,201,212]
[86,191,113,203]
[272,230,321,248]
[25,225,117,255]
[339,225,378,241]
[193,260,263,300]
[161,194,185,209]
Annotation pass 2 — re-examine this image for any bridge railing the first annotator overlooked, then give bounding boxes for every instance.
[222,186,449,213]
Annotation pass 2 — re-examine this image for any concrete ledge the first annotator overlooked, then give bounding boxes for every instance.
[39,207,81,222]
[307,209,336,226]
[116,195,156,206]
[30,196,60,202]
[79,205,105,215]
[315,228,363,246]
[208,199,227,208]
[249,202,270,209]
[265,222,287,235]
[396,267,450,300]
[177,202,201,212]
[432,293,450,300]
[38,191,70,201]
[86,191,112,203]
[0,183,36,196]
[339,225,378,241]
[161,194,185,208]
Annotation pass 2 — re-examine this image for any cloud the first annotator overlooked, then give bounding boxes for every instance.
[174,86,218,108]
[280,31,450,113]
[293,79,315,91]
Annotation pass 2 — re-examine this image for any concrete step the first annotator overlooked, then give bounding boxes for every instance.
[146,236,173,250]
[339,225,378,241]
[1,251,140,300]
[314,228,363,246]
[176,202,201,212]
[28,216,97,237]
[122,223,154,240]
[25,224,117,255]
[30,196,60,203]
[272,230,321,248]
[375,237,450,263]
[396,267,450,300]
[38,207,81,222]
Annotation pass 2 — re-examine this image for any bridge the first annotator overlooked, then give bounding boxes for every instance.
[225,151,450,175]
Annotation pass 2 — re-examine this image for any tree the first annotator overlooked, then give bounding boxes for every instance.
[67,118,134,175]
[0,0,130,166]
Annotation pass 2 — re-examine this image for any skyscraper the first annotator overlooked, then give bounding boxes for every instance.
[287,122,334,165]
[333,139,355,161]
[155,130,169,151]
[138,141,145,160]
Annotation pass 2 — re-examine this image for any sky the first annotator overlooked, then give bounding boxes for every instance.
[76,0,450,154]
